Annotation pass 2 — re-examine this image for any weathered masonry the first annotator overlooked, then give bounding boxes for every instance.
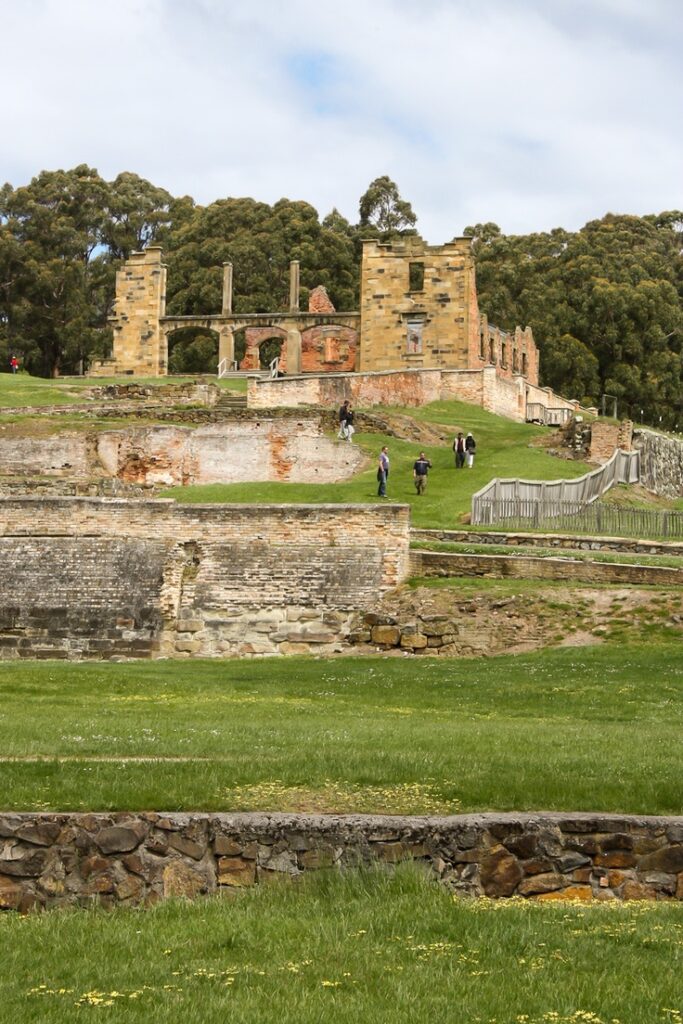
[0,498,410,660]
[91,239,539,388]
[359,237,538,381]
[1,811,682,911]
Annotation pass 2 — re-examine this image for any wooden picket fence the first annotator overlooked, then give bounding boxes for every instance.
[471,498,683,540]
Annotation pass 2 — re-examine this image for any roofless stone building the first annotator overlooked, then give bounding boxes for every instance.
[91,237,539,388]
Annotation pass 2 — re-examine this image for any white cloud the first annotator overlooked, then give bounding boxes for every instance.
[1,0,681,239]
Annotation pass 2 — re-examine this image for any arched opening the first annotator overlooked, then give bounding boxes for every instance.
[238,326,288,372]
[166,327,219,374]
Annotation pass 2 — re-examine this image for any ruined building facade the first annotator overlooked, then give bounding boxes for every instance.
[91,237,538,387]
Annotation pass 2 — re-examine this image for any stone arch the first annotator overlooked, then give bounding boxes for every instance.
[300,324,358,373]
[238,326,288,371]
[165,326,220,374]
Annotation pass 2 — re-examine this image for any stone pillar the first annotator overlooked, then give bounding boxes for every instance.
[218,326,235,370]
[289,260,300,313]
[285,328,302,375]
[222,263,233,315]
[104,246,167,376]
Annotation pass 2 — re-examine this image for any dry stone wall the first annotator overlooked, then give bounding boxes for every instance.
[633,429,683,498]
[2,811,682,912]
[0,498,410,660]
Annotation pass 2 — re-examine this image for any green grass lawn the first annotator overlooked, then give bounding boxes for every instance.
[0,372,246,409]
[1,868,682,1024]
[160,399,588,527]
[1,643,681,814]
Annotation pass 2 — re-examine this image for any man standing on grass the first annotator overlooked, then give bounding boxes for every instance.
[453,431,465,468]
[413,451,432,495]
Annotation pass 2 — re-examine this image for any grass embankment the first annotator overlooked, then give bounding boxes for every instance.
[0,372,246,410]
[2,869,682,1024]
[1,644,681,814]
[161,399,588,526]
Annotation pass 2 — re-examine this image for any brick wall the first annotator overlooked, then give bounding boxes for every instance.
[0,499,410,660]
[2,811,682,911]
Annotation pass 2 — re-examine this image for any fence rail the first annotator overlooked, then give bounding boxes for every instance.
[472,449,640,526]
[470,499,683,540]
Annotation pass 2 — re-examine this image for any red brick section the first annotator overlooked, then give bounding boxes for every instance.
[308,286,335,313]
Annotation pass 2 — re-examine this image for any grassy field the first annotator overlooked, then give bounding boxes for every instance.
[1,643,681,814]
[1,868,682,1024]
[161,399,588,526]
[0,372,246,409]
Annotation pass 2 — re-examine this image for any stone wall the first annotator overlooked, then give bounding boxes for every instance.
[90,247,167,376]
[411,527,683,557]
[410,550,681,587]
[357,237,538,384]
[0,499,410,660]
[633,429,683,498]
[1,811,682,911]
[249,368,590,424]
[589,420,633,462]
[0,419,364,488]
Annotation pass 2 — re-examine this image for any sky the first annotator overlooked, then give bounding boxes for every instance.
[2,0,682,240]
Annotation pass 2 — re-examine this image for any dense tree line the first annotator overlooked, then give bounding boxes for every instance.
[1,165,681,424]
[466,215,683,426]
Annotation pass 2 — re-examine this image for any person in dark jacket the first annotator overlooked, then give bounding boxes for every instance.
[453,432,466,469]
[465,432,476,467]
[413,451,432,495]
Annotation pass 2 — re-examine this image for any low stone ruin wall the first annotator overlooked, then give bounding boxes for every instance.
[249,368,584,424]
[0,418,364,488]
[411,528,683,557]
[0,498,410,660]
[1,811,682,912]
[410,550,682,587]
[634,428,683,498]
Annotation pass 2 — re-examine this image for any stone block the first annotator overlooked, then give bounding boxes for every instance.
[480,846,523,897]
[535,885,594,902]
[638,844,683,874]
[0,876,23,910]
[95,824,146,855]
[400,633,428,650]
[518,872,565,896]
[176,619,204,633]
[217,857,256,887]
[163,860,209,898]
[371,624,401,646]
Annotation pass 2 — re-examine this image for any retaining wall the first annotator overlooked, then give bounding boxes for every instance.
[411,528,683,557]
[0,419,364,487]
[410,550,682,586]
[0,499,410,660]
[1,811,682,912]
[634,429,683,499]
[248,368,579,423]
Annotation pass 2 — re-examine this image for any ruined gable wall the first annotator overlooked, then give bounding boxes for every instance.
[359,238,474,372]
[97,248,167,376]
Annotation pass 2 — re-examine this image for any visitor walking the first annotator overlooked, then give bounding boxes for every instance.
[413,451,432,495]
[453,431,466,469]
[377,445,390,497]
[465,432,476,468]
[344,404,355,442]
[9,354,18,374]
[338,400,350,439]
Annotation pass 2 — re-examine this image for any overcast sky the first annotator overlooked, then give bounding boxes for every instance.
[2,0,681,240]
